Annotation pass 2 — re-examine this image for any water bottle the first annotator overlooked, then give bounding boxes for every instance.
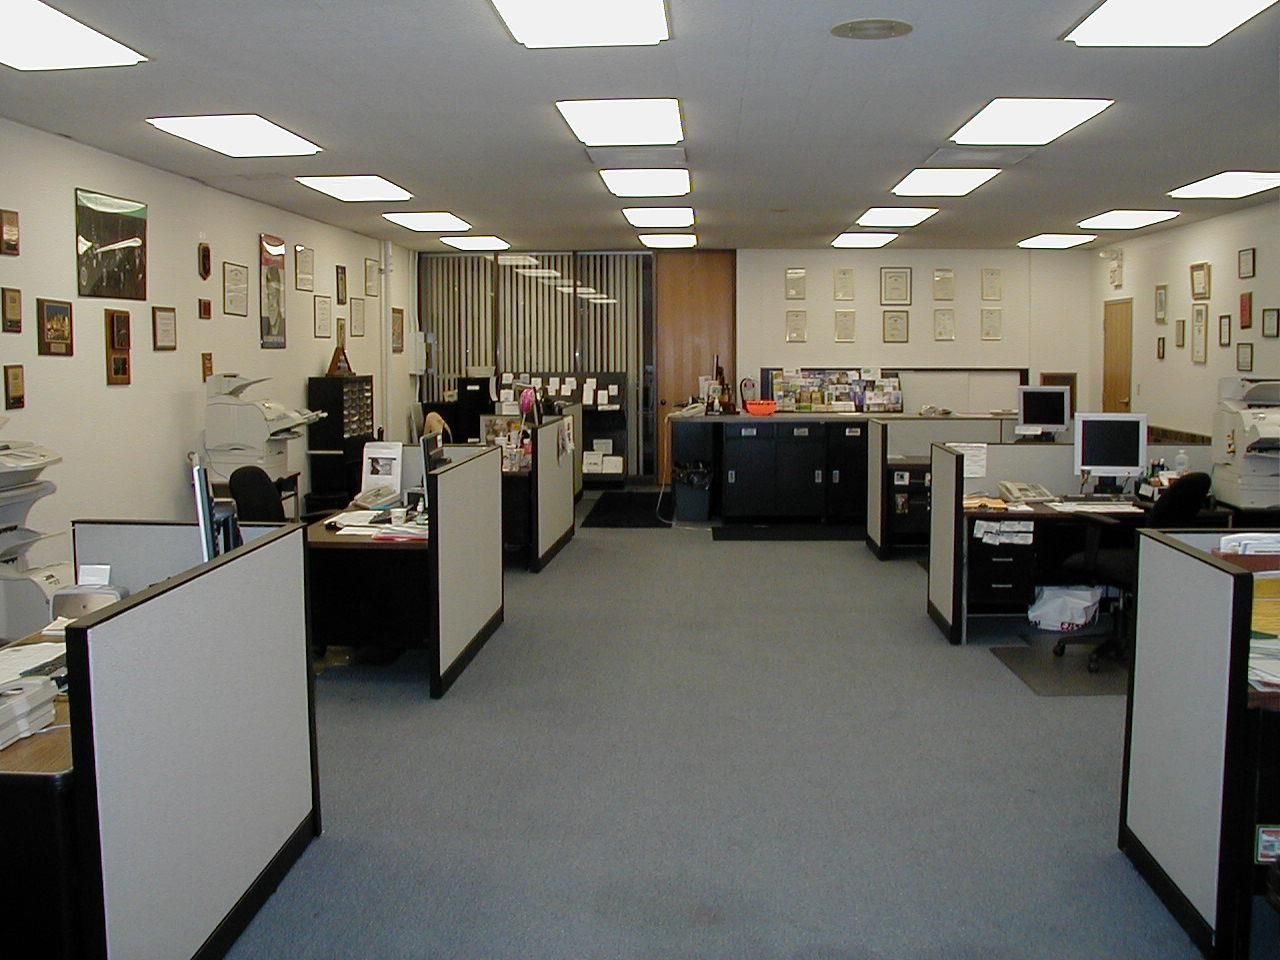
[1173,448,1189,474]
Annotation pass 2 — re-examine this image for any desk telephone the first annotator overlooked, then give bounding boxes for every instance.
[352,485,400,509]
[998,480,1056,504]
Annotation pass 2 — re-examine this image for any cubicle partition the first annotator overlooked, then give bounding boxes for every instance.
[66,524,318,960]
[1120,529,1275,959]
[532,416,576,572]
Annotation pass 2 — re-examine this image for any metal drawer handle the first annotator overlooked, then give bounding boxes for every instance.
[728,470,736,483]
[741,428,757,437]
[794,427,809,436]
[846,427,861,436]
[992,583,1014,589]
[832,470,841,483]
[991,557,1014,563]
[814,470,823,484]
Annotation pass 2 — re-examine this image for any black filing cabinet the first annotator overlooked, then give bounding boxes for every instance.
[826,422,868,523]
[967,536,1037,612]
[775,423,826,517]
[722,422,775,518]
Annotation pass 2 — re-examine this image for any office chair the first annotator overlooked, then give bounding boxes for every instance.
[228,466,287,523]
[1052,472,1212,671]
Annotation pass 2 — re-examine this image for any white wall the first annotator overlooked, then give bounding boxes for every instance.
[1090,202,1280,436]
[737,248,1093,410]
[0,118,418,566]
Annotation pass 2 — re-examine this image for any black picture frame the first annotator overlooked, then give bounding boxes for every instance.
[75,188,147,300]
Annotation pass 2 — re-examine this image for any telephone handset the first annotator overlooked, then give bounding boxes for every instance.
[998,480,1055,503]
[352,485,400,509]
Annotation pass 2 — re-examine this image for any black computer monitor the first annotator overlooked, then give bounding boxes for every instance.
[421,429,448,469]
[1074,413,1147,488]
[1016,386,1071,436]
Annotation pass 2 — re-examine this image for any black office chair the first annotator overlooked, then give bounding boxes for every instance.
[1053,472,1212,671]
[228,466,287,523]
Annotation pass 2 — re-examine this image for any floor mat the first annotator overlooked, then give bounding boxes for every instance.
[581,491,670,528]
[991,638,1128,697]
[712,524,865,542]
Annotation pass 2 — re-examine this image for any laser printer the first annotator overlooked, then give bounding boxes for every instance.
[1213,378,1280,510]
[201,374,326,482]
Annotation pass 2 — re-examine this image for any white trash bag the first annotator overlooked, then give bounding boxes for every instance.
[1027,585,1104,632]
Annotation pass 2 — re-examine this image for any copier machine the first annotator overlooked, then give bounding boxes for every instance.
[1213,378,1280,510]
[201,374,326,483]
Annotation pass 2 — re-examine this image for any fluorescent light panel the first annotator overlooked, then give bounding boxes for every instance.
[1077,209,1179,229]
[1065,0,1279,46]
[0,0,146,70]
[951,98,1112,146]
[514,267,561,277]
[497,255,542,266]
[441,235,510,251]
[146,115,320,157]
[1169,171,1280,198]
[892,168,1000,196]
[855,207,938,227]
[383,211,472,231]
[639,234,697,248]
[491,0,669,48]
[832,233,898,248]
[557,98,683,146]
[600,168,690,197]
[1018,233,1097,249]
[622,206,695,228]
[296,176,412,202]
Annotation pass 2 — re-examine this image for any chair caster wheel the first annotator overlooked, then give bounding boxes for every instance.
[1053,640,1066,657]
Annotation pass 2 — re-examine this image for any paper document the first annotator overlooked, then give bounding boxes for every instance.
[0,641,66,685]
[948,443,988,479]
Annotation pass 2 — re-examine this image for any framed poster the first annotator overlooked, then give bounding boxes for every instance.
[1263,308,1279,339]
[784,309,807,343]
[36,298,73,356]
[882,310,908,343]
[834,309,855,343]
[880,267,911,305]
[1219,314,1232,347]
[259,233,286,349]
[1189,261,1210,301]
[0,209,18,256]
[1154,284,1167,323]
[294,245,315,292]
[391,307,405,353]
[933,308,955,341]
[932,268,955,301]
[980,268,1002,301]
[364,258,379,297]
[223,262,249,316]
[314,295,332,339]
[4,365,24,410]
[1239,247,1255,279]
[1175,319,1186,348]
[2,287,21,333]
[151,306,177,350]
[980,308,1003,341]
[1191,304,1208,363]
[833,268,854,301]
[1240,291,1253,329]
[1237,342,1253,373]
[784,267,807,300]
[75,188,147,299]
[104,309,131,385]
[351,296,366,337]
[336,265,348,305]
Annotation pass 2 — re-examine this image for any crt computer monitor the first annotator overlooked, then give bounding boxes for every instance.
[1073,413,1148,480]
[1016,386,1071,435]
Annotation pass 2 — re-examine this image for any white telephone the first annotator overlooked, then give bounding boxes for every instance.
[998,480,1055,503]
[352,485,400,510]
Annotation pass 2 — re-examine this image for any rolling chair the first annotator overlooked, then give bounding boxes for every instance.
[228,465,287,523]
[1052,472,1212,671]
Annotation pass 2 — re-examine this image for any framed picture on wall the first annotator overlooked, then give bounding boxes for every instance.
[784,267,807,300]
[1237,342,1253,372]
[364,258,379,297]
[933,308,955,341]
[259,233,286,349]
[294,245,315,292]
[1156,337,1165,360]
[980,308,1002,341]
[834,309,855,343]
[1219,314,1232,347]
[391,307,405,353]
[75,188,147,300]
[314,295,332,339]
[36,298,73,356]
[1240,291,1252,329]
[1238,247,1255,279]
[0,209,18,256]
[4,364,25,410]
[784,309,807,343]
[2,287,21,333]
[1263,307,1279,339]
[882,309,908,343]
[1154,284,1167,323]
[222,262,249,316]
[351,296,365,337]
[336,265,348,305]
[1191,304,1208,363]
[880,267,911,306]
[151,306,177,351]
[980,268,1002,302]
[1175,318,1186,348]
[1189,261,1210,301]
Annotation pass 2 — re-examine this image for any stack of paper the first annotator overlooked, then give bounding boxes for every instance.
[1248,640,1280,692]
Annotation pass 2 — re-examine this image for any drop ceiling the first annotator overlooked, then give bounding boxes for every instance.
[1,1,1276,251]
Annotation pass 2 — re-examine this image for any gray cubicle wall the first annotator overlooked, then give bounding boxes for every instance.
[67,524,317,960]
[533,416,576,571]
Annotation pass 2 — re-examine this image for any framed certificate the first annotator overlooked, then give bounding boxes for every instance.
[1154,284,1167,323]
[882,309,908,343]
[981,308,1003,341]
[880,267,911,305]
[1190,261,1210,301]
[933,308,955,341]
[980,268,1002,301]
[1191,304,1208,363]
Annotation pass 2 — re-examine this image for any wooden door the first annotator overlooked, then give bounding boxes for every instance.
[1102,299,1133,413]
[655,251,736,483]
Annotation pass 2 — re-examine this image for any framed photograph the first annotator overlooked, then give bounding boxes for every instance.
[1239,247,1255,279]
[933,308,955,341]
[197,242,211,280]
[198,298,212,320]
[2,287,21,333]
[75,188,147,299]
[222,262,249,316]
[0,209,18,256]
[981,308,1003,341]
[784,267,807,300]
[1157,337,1166,360]
[1189,261,1210,301]
[1219,314,1232,347]
[1154,284,1167,323]
[880,267,911,305]
[833,268,855,301]
[107,309,130,349]
[259,233,286,349]
[4,365,24,410]
[294,245,315,292]
[201,352,214,383]
[391,307,405,353]
[151,306,177,351]
[784,309,807,343]
[314,295,332,339]
[351,297,366,337]
[104,309,131,385]
[882,309,909,343]
[1191,305,1208,363]
[933,268,955,301]
[36,298,73,356]
[980,268,1002,302]
[364,258,379,297]
[1240,291,1253,329]
[1176,319,1186,348]
[1263,307,1279,339]
[1237,342,1254,373]
[834,309,855,343]
[336,265,348,305]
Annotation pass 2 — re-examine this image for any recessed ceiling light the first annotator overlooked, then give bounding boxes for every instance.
[440,235,510,251]
[832,232,898,248]
[831,18,913,39]
[892,168,1000,196]
[588,297,618,304]
[0,0,146,70]
[146,115,321,157]
[1077,209,1180,229]
[855,207,938,227]
[639,234,698,248]
[382,211,472,232]
[1018,233,1097,249]
[1064,0,1279,46]
[296,176,412,202]
[600,168,691,197]
[622,206,695,228]
[950,98,1113,146]
[555,285,597,294]
[1168,171,1280,198]
[490,0,669,48]
[514,267,561,277]
[556,98,684,146]
[498,255,542,266]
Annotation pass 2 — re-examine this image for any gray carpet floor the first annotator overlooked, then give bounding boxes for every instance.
[226,514,1207,960]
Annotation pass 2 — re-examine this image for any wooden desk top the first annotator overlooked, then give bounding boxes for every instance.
[306,519,429,551]
[0,698,71,777]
